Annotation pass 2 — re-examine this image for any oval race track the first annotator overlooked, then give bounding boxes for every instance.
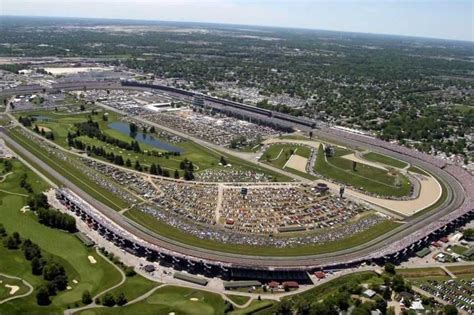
[1,81,472,271]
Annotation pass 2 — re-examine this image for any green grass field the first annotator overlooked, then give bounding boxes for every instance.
[446,265,474,276]
[15,108,289,182]
[260,143,316,179]
[315,145,412,197]
[396,267,448,279]
[125,208,400,256]
[0,275,29,301]
[261,144,311,168]
[362,152,408,169]
[230,300,275,315]
[102,274,158,302]
[0,159,123,314]
[226,294,251,306]
[79,286,228,315]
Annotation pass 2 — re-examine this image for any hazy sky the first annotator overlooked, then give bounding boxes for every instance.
[1,0,473,41]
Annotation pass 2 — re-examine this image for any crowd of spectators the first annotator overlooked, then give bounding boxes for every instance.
[220,185,367,234]
[140,201,387,248]
[150,179,218,225]
[195,168,273,183]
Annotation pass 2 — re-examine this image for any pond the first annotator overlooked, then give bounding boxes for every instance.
[31,115,54,122]
[108,121,184,153]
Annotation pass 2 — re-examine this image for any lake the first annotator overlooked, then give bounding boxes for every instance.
[108,121,183,153]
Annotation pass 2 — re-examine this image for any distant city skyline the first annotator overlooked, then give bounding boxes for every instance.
[1,0,473,42]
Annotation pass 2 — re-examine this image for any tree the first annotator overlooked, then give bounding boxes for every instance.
[174,169,180,179]
[443,305,458,315]
[220,156,227,166]
[82,290,92,305]
[375,297,388,315]
[124,267,136,277]
[384,263,396,275]
[149,163,157,175]
[352,161,357,171]
[0,224,6,237]
[22,239,42,260]
[116,292,127,306]
[275,299,293,315]
[32,257,45,275]
[4,235,20,249]
[36,286,51,305]
[102,293,116,307]
[392,275,406,292]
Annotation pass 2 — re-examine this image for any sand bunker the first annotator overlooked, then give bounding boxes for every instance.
[67,286,72,290]
[73,279,78,284]
[5,284,19,295]
[20,206,30,213]
[284,154,308,173]
[169,313,176,315]
[37,125,52,133]
[88,256,97,264]
[190,298,199,301]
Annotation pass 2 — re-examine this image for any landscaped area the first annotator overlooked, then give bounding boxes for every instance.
[362,152,408,169]
[14,107,290,182]
[315,145,413,197]
[79,285,235,315]
[260,143,316,179]
[0,159,125,313]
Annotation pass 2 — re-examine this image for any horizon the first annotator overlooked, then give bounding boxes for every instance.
[1,0,472,42]
[1,14,473,44]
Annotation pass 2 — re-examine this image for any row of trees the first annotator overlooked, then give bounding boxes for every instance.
[28,193,76,233]
[37,208,76,233]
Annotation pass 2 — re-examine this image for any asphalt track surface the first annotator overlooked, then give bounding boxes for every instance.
[0,83,468,269]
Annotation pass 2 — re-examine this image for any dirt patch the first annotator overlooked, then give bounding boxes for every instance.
[37,125,52,133]
[284,154,308,173]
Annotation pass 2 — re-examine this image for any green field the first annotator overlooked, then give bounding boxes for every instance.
[125,208,400,256]
[0,159,124,314]
[0,275,29,301]
[79,286,228,315]
[260,143,316,179]
[226,294,251,306]
[396,267,448,279]
[103,274,158,302]
[15,109,289,182]
[315,145,412,197]
[362,152,408,169]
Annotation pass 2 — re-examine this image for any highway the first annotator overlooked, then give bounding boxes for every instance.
[0,83,471,270]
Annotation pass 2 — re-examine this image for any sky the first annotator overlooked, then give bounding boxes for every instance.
[1,0,473,41]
